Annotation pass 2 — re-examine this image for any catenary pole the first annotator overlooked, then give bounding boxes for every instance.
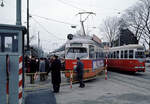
[16,0,22,25]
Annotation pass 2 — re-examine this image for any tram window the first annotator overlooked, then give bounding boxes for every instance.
[129,50,133,58]
[108,52,111,58]
[135,51,145,58]
[111,52,113,58]
[113,52,115,58]
[66,47,88,59]
[68,48,73,53]
[121,51,123,58]
[89,45,95,58]
[96,52,99,58]
[101,52,103,58]
[124,50,128,58]
[68,48,87,53]
[110,52,112,58]
[115,51,117,58]
[117,51,119,58]
[99,52,101,58]
[112,52,114,58]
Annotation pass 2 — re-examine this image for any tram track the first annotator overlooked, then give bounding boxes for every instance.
[110,77,149,93]
[111,71,150,83]
[109,67,150,81]
[110,71,150,92]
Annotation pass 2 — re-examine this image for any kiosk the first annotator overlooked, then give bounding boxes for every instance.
[0,24,26,104]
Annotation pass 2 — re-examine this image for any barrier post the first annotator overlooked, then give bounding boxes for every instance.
[105,57,108,80]
[70,70,73,88]
[6,55,10,104]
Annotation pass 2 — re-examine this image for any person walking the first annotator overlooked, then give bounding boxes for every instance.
[47,55,61,93]
[39,57,46,81]
[76,57,85,88]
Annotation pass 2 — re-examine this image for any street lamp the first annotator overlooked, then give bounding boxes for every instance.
[0,0,4,7]
[71,25,76,28]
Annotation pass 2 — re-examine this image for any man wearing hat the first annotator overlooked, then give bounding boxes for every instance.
[47,55,61,93]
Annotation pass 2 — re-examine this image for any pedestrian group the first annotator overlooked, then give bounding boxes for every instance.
[25,55,85,93]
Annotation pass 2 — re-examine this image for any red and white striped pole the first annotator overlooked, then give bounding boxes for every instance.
[19,56,23,104]
[105,57,108,80]
[70,70,73,88]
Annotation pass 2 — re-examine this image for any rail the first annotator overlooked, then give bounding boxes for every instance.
[24,68,105,91]
[24,70,74,91]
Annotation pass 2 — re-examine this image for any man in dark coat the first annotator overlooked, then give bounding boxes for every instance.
[47,55,61,93]
[29,56,37,84]
[76,57,85,88]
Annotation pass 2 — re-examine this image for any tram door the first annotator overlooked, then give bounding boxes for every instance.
[0,24,25,104]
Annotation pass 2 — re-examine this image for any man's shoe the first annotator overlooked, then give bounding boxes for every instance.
[53,91,59,93]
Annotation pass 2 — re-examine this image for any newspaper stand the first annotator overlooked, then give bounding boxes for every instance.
[0,24,26,104]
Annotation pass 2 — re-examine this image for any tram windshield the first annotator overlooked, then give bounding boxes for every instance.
[66,47,88,59]
[135,51,145,58]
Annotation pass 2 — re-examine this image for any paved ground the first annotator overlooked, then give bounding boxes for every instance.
[24,72,65,104]
[25,89,56,104]
[25,67,150,104]
[55,68,150,104]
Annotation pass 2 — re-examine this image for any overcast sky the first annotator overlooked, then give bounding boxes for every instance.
[0,0,139,52]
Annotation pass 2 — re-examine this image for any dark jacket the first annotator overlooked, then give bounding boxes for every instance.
[45,59,50,72]
[39,60,45,72]
[50,59,61,84]
[76,61,84,76]
[30,59,37,73]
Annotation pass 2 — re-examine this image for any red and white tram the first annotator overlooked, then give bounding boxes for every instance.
[65,34,105,80]
[106,44,146,73]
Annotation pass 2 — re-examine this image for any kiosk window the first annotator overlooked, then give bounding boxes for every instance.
[0,34,18,52]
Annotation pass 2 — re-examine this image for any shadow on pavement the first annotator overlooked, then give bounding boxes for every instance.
[25,89,57,104]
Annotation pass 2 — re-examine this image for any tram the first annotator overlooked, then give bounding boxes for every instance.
[65,34,105,80]
[105,44,146,73]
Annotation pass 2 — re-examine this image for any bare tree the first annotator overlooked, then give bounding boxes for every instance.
[30,35,36,44]
[123,0,150,48]
[100,17,120,46]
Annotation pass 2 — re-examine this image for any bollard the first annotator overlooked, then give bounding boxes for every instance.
[105,68,107,80]
[105,58,108,80]
[19,56,23,104]
[70,70,73,88]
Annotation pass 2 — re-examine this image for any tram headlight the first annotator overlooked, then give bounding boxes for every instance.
[67,34,73,40]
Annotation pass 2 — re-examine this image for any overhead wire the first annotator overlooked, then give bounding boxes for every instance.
[31,14,77,26]
[31,17,64,40]
[56,0,87,12]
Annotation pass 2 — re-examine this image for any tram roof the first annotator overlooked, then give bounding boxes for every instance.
[67,38,94,44]
[109,44,145,51]
[66,35,104,47]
